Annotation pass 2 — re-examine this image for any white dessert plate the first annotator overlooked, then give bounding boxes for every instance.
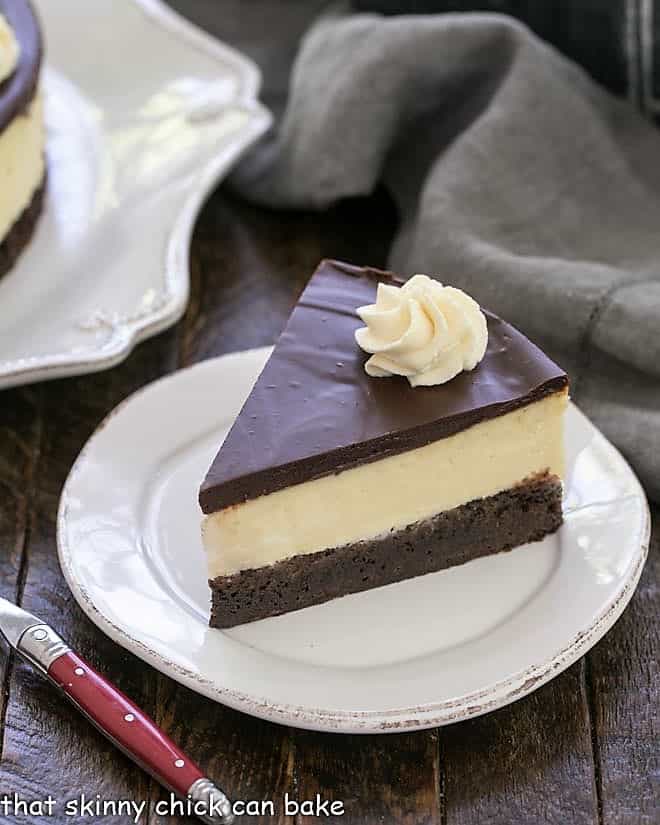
[0,0,271,390]
[58,348,650,733]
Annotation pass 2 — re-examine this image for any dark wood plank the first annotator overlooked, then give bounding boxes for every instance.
[145,687,296,825]
[180,188,399,363]
[293,729,441,824]
[0,388,40,603]
[587,505,660,825]
[442,663,599,825]
[0,386,41,739]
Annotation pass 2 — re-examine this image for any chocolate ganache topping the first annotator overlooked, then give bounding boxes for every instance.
[0,0,41,132]
[199,260,568,513]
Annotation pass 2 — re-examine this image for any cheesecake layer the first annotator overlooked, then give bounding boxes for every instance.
[203,388,567,578]
[200,261,568,514]
[209,474,563,628]
[0,93,45,245]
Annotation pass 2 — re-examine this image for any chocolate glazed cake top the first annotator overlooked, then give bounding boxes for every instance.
[199,260,568,513]
[0,0,42,131]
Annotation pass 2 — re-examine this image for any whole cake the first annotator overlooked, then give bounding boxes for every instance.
[0,0,44,279]
[200,260,568,628]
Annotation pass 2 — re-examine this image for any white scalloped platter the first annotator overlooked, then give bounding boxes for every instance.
[57,348,650,734]
[0,0,271,389]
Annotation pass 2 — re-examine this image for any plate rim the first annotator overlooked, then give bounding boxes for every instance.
[0,0,272,389]
[57,350,652,733]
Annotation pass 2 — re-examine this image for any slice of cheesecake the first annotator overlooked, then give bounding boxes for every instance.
[200,260,568,628]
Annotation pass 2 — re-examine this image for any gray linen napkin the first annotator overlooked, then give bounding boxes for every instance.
[229,11,660,500]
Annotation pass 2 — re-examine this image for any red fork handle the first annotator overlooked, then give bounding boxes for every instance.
[16,623,233,825]
[48,651,205,789]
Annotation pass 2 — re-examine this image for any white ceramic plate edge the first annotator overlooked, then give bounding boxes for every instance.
[56,351,651,733]
[0,0,272,389]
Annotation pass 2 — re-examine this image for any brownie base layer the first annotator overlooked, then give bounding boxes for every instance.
[0,175,45,280]
[209,474,563,628]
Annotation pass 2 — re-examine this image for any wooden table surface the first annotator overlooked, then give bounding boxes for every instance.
[2,5,660,824]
